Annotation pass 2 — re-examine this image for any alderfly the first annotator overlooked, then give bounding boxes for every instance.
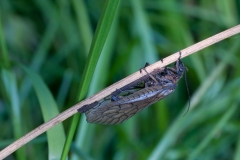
[78,52,189,124]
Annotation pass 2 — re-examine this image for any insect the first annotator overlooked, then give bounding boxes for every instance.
[78,52,189,125]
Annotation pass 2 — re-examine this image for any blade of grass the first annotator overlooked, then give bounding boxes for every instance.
[72,0,93,56]
[234,133,240,160]
[1,69,25,160]
[216,0,237,27]
[58,0,81,54]
[131,0,158,63]
[70,0,94,157]
[0,10,9,69]
[23,66,65,159]
[60,0,120,159]
[187,103,237,160]
[56,70,73,110]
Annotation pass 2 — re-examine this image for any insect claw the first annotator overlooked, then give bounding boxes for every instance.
[179,51,182,59]
[145,62,150,67]
[140,62,150,73]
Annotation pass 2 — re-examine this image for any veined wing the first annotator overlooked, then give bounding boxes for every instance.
[85,83,176,125]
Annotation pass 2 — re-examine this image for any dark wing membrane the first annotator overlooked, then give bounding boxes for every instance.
[85,84,176,125]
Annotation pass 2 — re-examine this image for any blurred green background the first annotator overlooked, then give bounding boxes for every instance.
[1,0,240,160]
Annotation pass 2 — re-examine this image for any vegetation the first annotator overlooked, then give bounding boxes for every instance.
[0,0,240,159]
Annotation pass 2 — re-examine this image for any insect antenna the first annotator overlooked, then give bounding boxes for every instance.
[183,70,191,116]
[177,51,191,116]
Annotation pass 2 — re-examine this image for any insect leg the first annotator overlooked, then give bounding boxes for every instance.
[111,88,123,101]
[142,67,159,84]
[179,51,182,59]
[78,101,99,113]
[139,62,158,83]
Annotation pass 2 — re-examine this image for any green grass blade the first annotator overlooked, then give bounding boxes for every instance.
[23,66,65,160]
[187,104,237,160]
[131,0,158,63]
[56,70,73,109]
[0,11,9,69]
[1,69,25,160]
[72,0,93,55]
[76,0,120,101]
[61,0,120,159]
[234,133,240,160]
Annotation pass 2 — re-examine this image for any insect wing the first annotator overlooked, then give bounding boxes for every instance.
[85,84,176,125]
